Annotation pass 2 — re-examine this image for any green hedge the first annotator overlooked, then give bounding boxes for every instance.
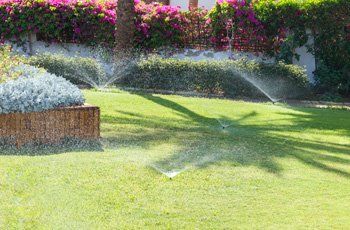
[29,54,309,99]
[29,54,104,85]
[123,57,309,99]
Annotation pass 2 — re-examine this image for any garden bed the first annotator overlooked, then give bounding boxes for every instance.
[0,105,100,148]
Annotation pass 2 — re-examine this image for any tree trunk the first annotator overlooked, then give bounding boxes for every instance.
[189,0,198,9]
[115,0,136,52]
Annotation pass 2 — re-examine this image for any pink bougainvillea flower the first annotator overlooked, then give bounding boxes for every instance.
[74,27,81,34]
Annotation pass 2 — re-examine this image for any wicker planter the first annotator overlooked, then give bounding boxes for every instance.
[0,105,100,148]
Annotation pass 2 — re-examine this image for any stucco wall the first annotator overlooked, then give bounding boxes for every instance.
[170,0,189,9]
[198,0,215,9]
[170,0,215,9]
[7,32,315,82]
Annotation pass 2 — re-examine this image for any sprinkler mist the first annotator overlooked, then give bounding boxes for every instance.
[150,151,220,179]
[68,46,141,90]
[210,64,304,130]
[150,164,188,180]
[214,117,234,130]
[161,62,306,178]
[229,65,305,105]
[63,44,304,179]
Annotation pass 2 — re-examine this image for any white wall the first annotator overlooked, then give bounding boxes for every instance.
[7,34,95,58]
[198,0,216,9]
[292,29,316,83]
[172,49,274,64]
[170,0,189,10]
[170,0,216,10]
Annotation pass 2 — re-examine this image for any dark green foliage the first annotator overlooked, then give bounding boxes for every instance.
[314,61,350,97]
[254,0,350,96]
[29,54,103,85]
[29,54,309,99]
[122,57,309,99]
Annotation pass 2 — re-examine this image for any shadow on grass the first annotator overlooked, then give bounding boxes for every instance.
[103,93,350,178]
[0,138,103,156]
[140,93,214,123]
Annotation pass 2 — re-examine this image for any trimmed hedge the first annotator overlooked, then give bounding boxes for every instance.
[29,53,104,85]
[123,57,309,99]
[29,53,309,99]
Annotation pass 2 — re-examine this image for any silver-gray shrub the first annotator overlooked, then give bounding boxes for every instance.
[0,65,85,114]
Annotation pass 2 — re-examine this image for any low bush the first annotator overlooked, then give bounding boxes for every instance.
[122,57,309,99]
[314,61,350,97]
[29,53,309,99]
[0,65,85,114]
[29,53,104,85]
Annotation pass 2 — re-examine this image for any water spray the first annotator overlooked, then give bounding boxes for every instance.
[65,47,140,90]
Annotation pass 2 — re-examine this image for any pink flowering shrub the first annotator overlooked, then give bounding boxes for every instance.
[135,2,186,49]
[0,0,117,45]
[181,7,212,48]
[0,0,269,51]
[208,0,268,51]
[0,0,187,49]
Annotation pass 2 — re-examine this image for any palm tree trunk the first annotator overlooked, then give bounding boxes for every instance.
[115,0,136,52]
[189,0,198,9]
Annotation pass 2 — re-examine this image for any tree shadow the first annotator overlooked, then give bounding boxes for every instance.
[139,93,215,124]
[277,106,350,137]
[102,93,350,178]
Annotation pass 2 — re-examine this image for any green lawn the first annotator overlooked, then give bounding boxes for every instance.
[1,90,349,229]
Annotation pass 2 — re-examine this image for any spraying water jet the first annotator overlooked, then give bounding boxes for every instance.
[69,47,141,90]
[225,64,291,103]
[150,164,188,179]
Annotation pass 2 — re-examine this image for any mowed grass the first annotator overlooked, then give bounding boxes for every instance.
[0,90,349,229]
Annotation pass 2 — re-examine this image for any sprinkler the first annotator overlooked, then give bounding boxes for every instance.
[221,124,233,130]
